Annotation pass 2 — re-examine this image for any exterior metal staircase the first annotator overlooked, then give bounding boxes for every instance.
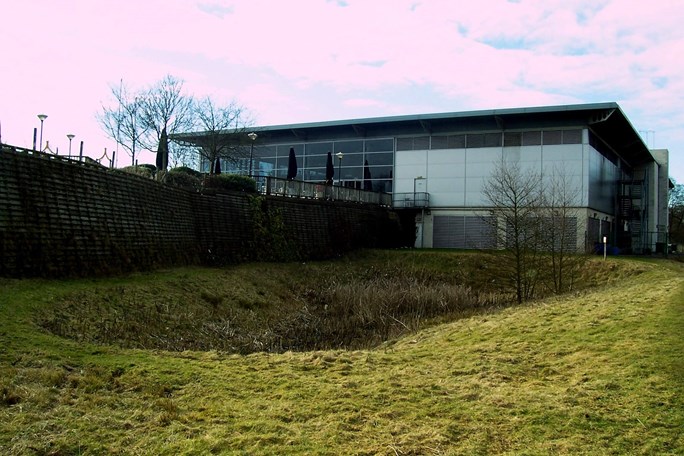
[617,171,648,253]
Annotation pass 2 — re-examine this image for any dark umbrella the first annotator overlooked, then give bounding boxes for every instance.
[287,147,298,180]
[156,127,169,172]
[363,159,373,191]
[325,151,334,185]
[214,157,221,175]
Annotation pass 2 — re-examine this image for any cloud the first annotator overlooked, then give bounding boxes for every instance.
[197,2,235,18]
[2,0,683,179]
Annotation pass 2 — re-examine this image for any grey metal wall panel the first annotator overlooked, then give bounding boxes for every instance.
[433,215,465,248]
[465,216,496,249]
[434,215,495,249]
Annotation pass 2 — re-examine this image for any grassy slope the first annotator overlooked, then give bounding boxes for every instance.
[1,255,683,455]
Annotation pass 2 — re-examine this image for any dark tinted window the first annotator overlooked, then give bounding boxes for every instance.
[448,134,466,148]
[414,136,430,150]
[522,131,541,145]
[543,130,562,145]
[563,129,582,144]
[484,133,502,147]
[253,145,276,158]
[366,165,393,179]
[431,136,448,149]
[396,137,413,151]
[364,152,393,166]
[305,142,332,155]
[305,154,328,168]
[467,134,484,148]
[504,132,522,147]
[365,138,394,152]
[277,144,304,158]
[340,153,364,166]
[334,140,363,154]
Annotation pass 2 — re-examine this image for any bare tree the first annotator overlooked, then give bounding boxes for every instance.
[99,76,254,172]
[183,97,253,174]
[98,75,195,167]
[482,156,543,303]
[97,81,147,166]
[167,142,199,169]
[539,166,583,294]
[139,75,195,151]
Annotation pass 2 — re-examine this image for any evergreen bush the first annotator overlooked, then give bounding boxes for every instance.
[164,170,201,191]
[170,166,201,178]
[203,174,257,193]
[120,165,154,178]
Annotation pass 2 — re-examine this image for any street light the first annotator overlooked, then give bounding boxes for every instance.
[37,114,48,151]
[247,132,257,176]
[335,151,344,186]
[67,134,75,157]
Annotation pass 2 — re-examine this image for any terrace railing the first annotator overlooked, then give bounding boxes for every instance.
[0,145,393,207]
[392,192,430,208]
[255,175,392,206]
[0,144,110,168]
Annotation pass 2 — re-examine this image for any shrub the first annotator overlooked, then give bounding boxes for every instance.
[162,167,202,191]
[203,174,257,193]
[163,171,201,192]
[169,166,201,178]
[120,165,154,178]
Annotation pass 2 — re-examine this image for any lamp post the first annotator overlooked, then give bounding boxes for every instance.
[67,134,75,157]
[37,114,48,151]
[335,151,344,186]
[247,132,257,176]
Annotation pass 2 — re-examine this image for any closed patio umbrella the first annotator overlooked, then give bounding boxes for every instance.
[363,159,373,191]
[325,151,334,185]
[287,147,298,180]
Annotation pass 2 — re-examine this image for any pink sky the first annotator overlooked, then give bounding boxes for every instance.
[1,0,683,181]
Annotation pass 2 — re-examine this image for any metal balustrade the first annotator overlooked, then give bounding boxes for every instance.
[391,192,430,208]
[255,175,392,206]
[0,144,109,168]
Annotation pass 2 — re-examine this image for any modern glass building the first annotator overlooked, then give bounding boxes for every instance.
[195,134,396,193]
[178,102,670,254]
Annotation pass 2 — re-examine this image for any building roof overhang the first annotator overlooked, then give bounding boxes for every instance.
[174,102,655,168]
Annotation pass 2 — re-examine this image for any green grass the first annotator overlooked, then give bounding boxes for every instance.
[1,251,682,454]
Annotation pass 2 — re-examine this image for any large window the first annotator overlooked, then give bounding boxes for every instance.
[230,127,585,191]
[504,132,522,147]
[562,129,582,144]
[411,129,583,150]
[522,131,542,146]
[364,152,393,166]
[543,130,562,145]
[365,139,393,152]
[466,134,484,148]
[247,138,393,192]
[335,140,364,154]
[304,154,328,168]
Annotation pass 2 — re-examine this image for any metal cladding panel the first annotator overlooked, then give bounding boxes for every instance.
[434,215,466,248]
[465,216,497,249]
[546,216,579,252]
[588,147,619,213]
[433,215,495,249]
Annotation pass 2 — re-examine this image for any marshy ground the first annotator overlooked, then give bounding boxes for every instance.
[1,250,682,454]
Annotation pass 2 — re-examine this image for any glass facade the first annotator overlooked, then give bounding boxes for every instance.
[206,128,584,195]
[247,138,395,193]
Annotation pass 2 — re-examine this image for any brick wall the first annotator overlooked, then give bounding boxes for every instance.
[0,148,406,278]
